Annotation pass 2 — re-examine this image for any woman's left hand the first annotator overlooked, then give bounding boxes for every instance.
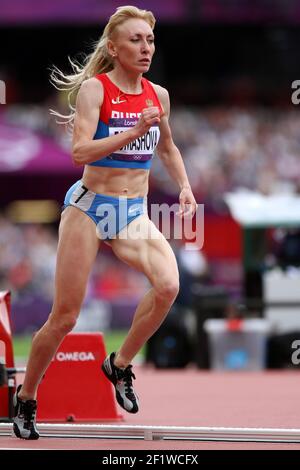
[177,187,198,219]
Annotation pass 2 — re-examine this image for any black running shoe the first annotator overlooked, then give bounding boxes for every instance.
[102,352,139,414]
[13,385,39,440]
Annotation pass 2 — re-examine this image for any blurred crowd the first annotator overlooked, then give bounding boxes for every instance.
[153,106,300,206]
[0,218,57,302]
[3,103,300,206]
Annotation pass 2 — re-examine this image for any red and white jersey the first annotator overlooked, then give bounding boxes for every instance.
[89,73,163,170]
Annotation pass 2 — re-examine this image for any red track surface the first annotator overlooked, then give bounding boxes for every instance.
[1,367,300,450]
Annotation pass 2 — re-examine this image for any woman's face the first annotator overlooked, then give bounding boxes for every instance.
[110,18,155,73]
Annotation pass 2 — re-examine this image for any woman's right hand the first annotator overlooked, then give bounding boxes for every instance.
[133,106,160,137]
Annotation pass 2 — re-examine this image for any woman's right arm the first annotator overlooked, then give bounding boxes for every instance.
[72,78,160,166]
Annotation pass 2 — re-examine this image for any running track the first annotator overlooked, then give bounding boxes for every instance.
[1,368,300,450]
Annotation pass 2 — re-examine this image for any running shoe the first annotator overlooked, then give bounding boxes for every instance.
[102,352,139,414]
[13,385,39,440]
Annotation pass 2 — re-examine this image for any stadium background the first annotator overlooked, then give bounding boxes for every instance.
[1,0,300,368]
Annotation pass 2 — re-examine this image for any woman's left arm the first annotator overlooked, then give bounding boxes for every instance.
[153,84,198,218]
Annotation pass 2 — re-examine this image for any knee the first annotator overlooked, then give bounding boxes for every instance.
[48,308,78,335]
[155,278,180,303]
[58,315,77,334]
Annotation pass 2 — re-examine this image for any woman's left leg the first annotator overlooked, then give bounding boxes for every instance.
[109,215,180,368]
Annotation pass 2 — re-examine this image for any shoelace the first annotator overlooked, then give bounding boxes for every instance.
[116,366,136,399]
[18,400,37,429]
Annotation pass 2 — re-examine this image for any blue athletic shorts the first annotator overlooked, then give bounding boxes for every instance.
[62,180,147,240]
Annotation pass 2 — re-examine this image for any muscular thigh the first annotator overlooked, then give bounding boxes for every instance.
[109,215,179,286]
[52,206,101,313]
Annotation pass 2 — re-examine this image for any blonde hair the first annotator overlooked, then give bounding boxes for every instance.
[50,5,156,126]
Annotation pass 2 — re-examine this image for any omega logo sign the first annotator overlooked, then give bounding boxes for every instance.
[55,351,96,362]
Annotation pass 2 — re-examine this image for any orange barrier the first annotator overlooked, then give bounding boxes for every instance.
[37,332,122,422]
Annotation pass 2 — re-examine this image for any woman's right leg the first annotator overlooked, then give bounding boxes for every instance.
[18,206,100,400]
